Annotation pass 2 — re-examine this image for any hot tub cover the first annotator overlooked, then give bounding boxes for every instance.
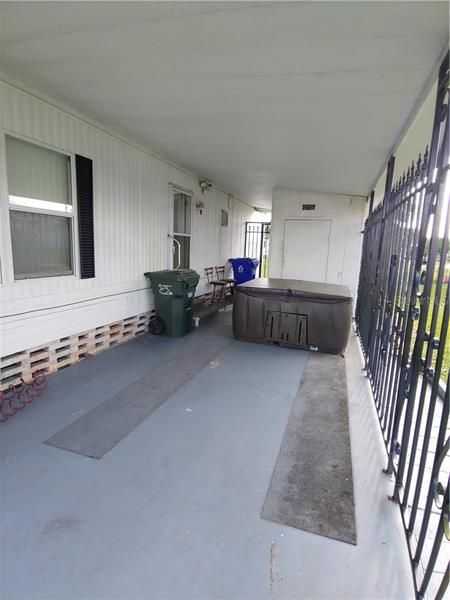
[233,278,352,354]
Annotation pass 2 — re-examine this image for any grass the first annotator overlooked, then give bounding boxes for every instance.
[411,260,449,385]
[260,256,269,278]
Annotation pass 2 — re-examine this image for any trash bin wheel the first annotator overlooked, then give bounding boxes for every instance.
[149,316,165,336]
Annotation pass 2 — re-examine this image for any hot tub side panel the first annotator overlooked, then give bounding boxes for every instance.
[232,288,352,354]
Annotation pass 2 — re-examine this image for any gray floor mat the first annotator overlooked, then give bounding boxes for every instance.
[261,352,356,545]
[45,332,232,459]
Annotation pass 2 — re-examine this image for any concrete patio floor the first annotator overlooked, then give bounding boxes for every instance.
[0,312,414,599]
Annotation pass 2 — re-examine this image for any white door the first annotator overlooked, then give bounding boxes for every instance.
[282,219,331,281]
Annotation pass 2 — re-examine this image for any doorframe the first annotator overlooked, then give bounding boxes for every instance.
[281,218,331,280]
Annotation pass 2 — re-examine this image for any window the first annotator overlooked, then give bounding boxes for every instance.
[173,192,191,269]
[5,135,74,279]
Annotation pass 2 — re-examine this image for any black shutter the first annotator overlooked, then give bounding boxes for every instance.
[75,155,95,278]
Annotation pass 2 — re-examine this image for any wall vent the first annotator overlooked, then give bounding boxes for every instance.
[302,203,316,211]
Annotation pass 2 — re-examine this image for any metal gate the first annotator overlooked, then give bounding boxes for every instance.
[355,53,449,600]
[244,222,271,277]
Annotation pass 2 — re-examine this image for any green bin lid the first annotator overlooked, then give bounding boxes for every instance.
[144,269,200,282]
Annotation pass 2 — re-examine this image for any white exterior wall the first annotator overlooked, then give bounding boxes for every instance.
[269,190,366,298]
[392,80,437,184]
[0,81,253,357]
[371,80,438,211]
[372,166,387,212]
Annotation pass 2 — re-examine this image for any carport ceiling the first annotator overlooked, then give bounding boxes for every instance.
[0,1,448,209]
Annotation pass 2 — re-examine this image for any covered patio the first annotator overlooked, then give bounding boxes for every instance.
[1,312,413,599]
[0,2,449,599]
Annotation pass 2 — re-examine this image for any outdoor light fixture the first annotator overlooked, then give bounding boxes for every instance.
[199,179,211,193]
[195,199,205,215]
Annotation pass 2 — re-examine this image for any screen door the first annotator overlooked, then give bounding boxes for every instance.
[173,192,191,269]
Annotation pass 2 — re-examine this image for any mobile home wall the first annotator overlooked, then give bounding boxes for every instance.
[0,81,253,359]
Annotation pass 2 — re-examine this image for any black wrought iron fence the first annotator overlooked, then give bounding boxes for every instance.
[355,53,449,600]
[244,222,271,277]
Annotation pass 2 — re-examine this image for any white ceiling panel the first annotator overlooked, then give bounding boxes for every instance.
[0,1,448,208]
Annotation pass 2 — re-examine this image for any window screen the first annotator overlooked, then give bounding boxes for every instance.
[10,211,73,279]
[174,193,191,234]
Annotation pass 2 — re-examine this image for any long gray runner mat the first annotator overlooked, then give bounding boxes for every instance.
[261,352,356,545]
[45,332,232,459]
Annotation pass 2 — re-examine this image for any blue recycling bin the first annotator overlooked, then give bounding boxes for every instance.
[228,257,259,284]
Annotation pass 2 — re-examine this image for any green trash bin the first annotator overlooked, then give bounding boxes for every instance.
[144,269,200,337]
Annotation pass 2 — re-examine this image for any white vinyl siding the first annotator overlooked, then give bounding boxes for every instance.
[0,80,254,356]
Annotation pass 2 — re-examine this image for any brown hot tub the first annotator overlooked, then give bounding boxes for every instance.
[232,278,352,354]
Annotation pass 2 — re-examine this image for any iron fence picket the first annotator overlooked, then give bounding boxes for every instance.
[403,194,449,523]
[395,100,449,495]
[413,378,448,567]
[380,184,414,433]
[383,171,426,439]
[388,59,448,482]
[375,181,410,417]
[385,169,429,446]
[244,222,271,277]
[380,164,426,436]
[355,52,449,600]
[417,484,449,599]
[408,281,449,536]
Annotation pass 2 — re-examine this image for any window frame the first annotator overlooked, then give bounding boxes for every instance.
[1,130,80,283]
[171,187,193,270]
